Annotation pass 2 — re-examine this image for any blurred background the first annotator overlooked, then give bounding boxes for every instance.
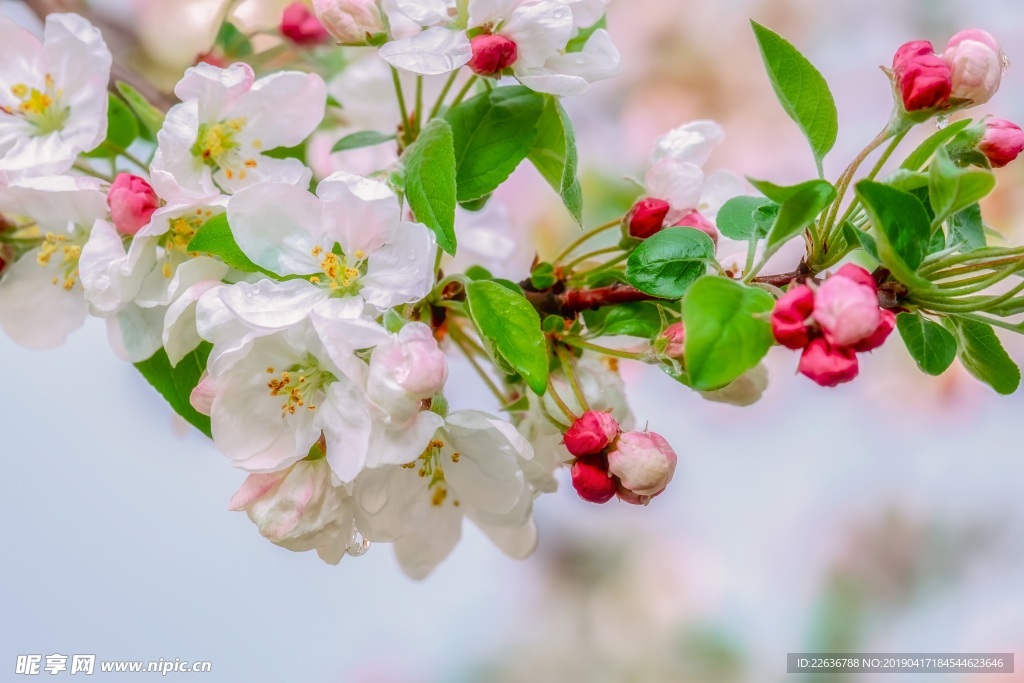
[3,0,1024,681]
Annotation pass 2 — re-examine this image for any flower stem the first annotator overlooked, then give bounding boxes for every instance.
[561,336,648,362]
[449,75,479,110]
[552,217,621,264]
[391,67,411,145]
[414,75,424,137]
[556,344,589,412]
[829,128,910,243]
[73,161,113,182]
[448,323,507,404]
[546,375,579,423]
[427,70,460,120]
[563,245,619,270]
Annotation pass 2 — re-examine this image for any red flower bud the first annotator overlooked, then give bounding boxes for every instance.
[626,197,670,239]
[675,210,718,244]
[281,1,331,45]
[468,34,518,76]
[564,410,620,457]
[798,338,859,387]
[571,455,618,504]
[979,119,1024,168]
[893,40,953,112]
[852,309,896,353]
[771,284,815,350]
[107,173,159,236]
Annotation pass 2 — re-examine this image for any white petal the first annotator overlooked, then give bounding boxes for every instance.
[320,381,374,482]
[443,410,528,515]
[213,155,312,195]
[468,0,520,26]
[151,101,218,201]
[392,504,462,579]
[0,250,87,349]
[0,17,45,96]
[316,172,400,255]
[233,71,327,150]
[174,62,255,121]
[164,280,221,366]
[109,303,165,362]
[378,28,472,76]
[227,182,324,276]
[78,219,155,316]
[474,517,538,559]
[218,278,328,330]
[502,1,574,69]
[392,0,453,25]
[0,175,106,231]
[649,119,725,168]
[700,170,745,219]
[135,255,228,309]
[361,222,437,307]
[645,158,704,221]
[366,410,444,469]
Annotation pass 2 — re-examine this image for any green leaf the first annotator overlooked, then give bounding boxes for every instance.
[946,317,1021,394]
[403,118,457,255]
[583,302,663,339]
[854,180,931,285]
[332,130,396,153]
[948,203,986,250]
[683,277,775,390]
[186,213,275,275]
[530,262,557,290]
[900,119,972,171]
[465,281,548,394]
[528,96,583,225]
[85,94,139,157]
[134,344,212,437]
[625,227,715,299]
[928,147,996,225]
[216,21,253,57]
[754,179,836,259]
[115,81,165,138]
[446,86,546,203]
[751,21,838,173]
[842,222,880,262]
[896,312,957,376]
[716,196,773,241]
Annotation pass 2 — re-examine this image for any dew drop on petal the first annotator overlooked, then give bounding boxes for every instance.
[345,529,371,557]
[1002,53,1011,74]
[936,115,949,130]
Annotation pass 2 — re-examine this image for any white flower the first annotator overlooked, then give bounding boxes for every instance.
[193,306,387,474]
[516,355,633,492]
[229,458,356,565]
[79,200,230,362]
[353,410,538,579]
[640,120,743,227]
[379,0,620,95]
[0,13,111,177]
[445,201,529,278]
[0,175,106,348]
[225,172,437,313]
[151,62,326,199]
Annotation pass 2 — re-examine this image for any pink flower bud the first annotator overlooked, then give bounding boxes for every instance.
[312,0,386,45]
[943,29,1004,105]
[563,410,620,457]
[571,455,618,504]
[468,34,518,76]
[626,197,670,239]
[229,461,351,558]
[771,284,815,350]
[107,173,159,236]
[892,41,952,112]
[369,322,448,403]
[661,322,685,359]
[675,210,718,244]
[852,308,896,353]
[607,431,677,498]
[979,119,1024,168]
[834,263,877,292]
[281,1,331,45]
[813,275,881,347]
[798,338,859,387]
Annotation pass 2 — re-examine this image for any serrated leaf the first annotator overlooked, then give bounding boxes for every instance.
[946,317,1020,394]
[465,281,548,394]
[625,227,715,299]
[186,213,276,275]
[403,118,457,254]
[751,21,838,174]
[134,344,212,437]
[896,312,957,376]
[683,277,775,390]
[528,96,583,225]
[854,180,931,286]
[446,86,546,203]
[115,81,165,138]
[332,130,396,153]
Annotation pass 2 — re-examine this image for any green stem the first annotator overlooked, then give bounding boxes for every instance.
[391,67,411,145]
[830,129,910,242]
[448,75,479,109]
[73,161,113,182]
[568,253,629,282]
[555,345,589,412]
[414,75,424,137]
[553,217,622,264]
[561,336,648,361]
[449,324,507,403]
[103,142,148,171]
[546,376,579,422]
[427,70,460,120]
[564,245,619,270]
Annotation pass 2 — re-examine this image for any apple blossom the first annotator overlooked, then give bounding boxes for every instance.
[151,62,327,199]
[813,272,881,347]
[313,0,388,46]
[468,34,520,76]
[892,41,952,112]
[0,13,111,176]
[943,29,1004,106]
[229,459,356,564]
[625,197,671,239]
[852,309,897,354]
[798,338,859,388]
[607,431,677,502]
[282,2,332,45]
[570,454,617,504]
[771,284,815,350]
[107,173,160,236]
[979,119,1024,168]
[563,410,620,457]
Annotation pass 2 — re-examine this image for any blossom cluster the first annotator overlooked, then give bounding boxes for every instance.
[4,4,1024,579]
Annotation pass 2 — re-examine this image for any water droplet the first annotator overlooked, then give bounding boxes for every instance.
[936,115,950,130]
[345,530,371,557]
[1002,53,1012,74]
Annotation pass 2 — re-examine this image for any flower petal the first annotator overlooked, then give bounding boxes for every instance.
[227,182,324,275]
[232,71,327,149]
[378,27,472,76]
[361,222,437,308]
[316,172,400,254]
